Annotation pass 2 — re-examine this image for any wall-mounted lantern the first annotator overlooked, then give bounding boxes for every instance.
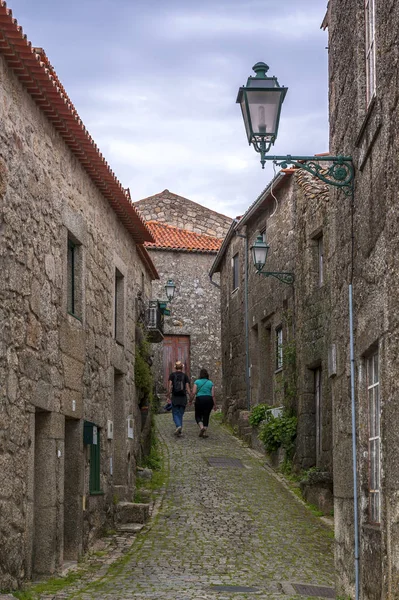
[165,279,176,302]
[250,234,294,285]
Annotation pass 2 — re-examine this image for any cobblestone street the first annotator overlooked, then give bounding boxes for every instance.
[45,414,335,600]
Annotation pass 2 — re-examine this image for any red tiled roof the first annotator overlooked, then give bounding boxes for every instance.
[0,2,154,245]
[144,221,222,253]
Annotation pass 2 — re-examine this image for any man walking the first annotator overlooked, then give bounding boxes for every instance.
[167,361,191,436]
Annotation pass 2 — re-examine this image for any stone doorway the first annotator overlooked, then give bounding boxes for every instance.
[64,418,82,562]
[162,335,190,389]
[33,409,61,575]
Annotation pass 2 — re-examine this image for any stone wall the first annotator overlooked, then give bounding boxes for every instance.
[328,1,399,597]
[217,171,333,477]
[135,190,232,238]
[294,170,332,473]
[149,250,223,399]
[219,176,297,427]
[0,54,153,588]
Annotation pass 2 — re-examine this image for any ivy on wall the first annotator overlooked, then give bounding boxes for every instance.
[134,326,154,408]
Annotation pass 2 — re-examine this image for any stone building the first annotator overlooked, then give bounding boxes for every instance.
[210,167,333,503]
[0,7,158,589]
[135,191,232,398]
[326,1,399,597]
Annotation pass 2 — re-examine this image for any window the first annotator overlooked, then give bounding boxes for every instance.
[317,235,324,287]
[114,268,125,343]
[232,253,239,291]
[367,350,380,523]
[83,422,102,494]
[365,0,376,105]
[276,326,283,370]
[89,432,101,494]
[315,367,322,465]
[67,234,82,319]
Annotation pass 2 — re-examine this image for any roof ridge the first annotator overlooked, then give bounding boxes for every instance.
[135,189,231,220]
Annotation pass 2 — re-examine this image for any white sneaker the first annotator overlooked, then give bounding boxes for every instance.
[175,426,182,436]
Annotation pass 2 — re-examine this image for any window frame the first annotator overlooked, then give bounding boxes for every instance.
[367,350,380,524]
[317,235,324,287]
[275,326,283,371]
[315,367,322,465]
[232,253,239,293]
[114,267,125,344]
[84,423,103,495]
[67,234,82,320]
[365,0,376,106]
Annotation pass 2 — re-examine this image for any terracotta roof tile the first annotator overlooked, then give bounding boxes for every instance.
[145,221,222,253]
[0,2,154,245]
[295,168,330,201]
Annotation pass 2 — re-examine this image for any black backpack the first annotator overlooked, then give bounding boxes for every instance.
[172,372,185,395]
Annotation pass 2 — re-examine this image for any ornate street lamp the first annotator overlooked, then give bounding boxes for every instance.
[165,279,176,302]
[250,234,269,271]
[236,62,287,160]
[237,63,354,196]
[250,234,294,285]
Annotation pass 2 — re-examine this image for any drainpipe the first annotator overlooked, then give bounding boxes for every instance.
[236,231,251,412]
[349,283,359,600]
[209,275,220,289]
[349,188,360,600]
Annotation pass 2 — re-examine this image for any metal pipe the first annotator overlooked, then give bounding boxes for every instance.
[244,233,251,411]
[349,283,359,600]
[261,154,352,162]
[209,274,220,289]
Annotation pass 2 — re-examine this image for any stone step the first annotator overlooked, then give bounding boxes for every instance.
[116,523,144,534]
[116,501,150,524]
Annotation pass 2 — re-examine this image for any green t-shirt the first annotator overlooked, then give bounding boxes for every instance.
[194,378,214,396]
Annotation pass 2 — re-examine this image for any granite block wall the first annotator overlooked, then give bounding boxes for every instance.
[0,53,152,588]
[328,1,399,596]
[217,171,333,476]
[135,189,232,238]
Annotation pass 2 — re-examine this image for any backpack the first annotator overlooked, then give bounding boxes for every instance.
[172,372,185,395]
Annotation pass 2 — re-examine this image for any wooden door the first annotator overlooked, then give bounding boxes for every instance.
[163,335,190,390]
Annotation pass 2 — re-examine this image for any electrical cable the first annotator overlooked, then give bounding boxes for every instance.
[269,161,279,219]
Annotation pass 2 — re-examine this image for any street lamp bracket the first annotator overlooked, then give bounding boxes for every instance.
[260,154,354,196]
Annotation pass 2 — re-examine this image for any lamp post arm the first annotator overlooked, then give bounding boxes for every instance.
[257,151,354,196]
[255,269,294,285]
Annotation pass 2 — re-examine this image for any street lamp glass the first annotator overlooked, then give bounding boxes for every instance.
[250,235,269,271]
[165,279,176,301]
[237,62,287,150]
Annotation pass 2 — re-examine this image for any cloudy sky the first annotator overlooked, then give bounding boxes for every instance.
[10,0,328,218]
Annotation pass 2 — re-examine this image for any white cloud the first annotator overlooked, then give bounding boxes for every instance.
[160,10,324,41]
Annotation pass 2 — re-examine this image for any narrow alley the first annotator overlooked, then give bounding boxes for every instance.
[53,414,335,600]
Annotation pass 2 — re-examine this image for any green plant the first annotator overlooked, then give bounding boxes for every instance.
[11,568,85,599]
[258,411,297,457]
[273,310,297,410]
[134,331,154,407]
[248,403,270,426]
[141,419,162,471]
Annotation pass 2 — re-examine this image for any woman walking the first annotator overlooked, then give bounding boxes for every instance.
[192,368,216,437]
